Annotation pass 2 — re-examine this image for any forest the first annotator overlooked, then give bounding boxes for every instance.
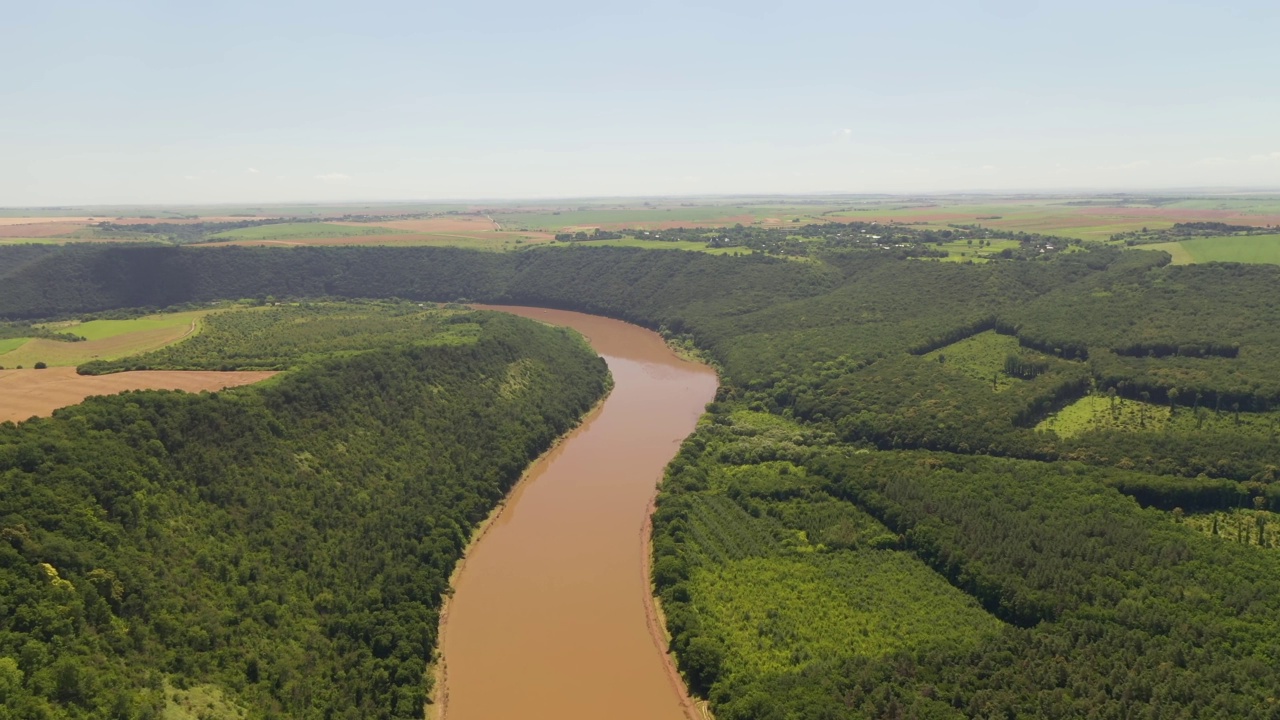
[4,235,1280,718]
[0,306,608,718]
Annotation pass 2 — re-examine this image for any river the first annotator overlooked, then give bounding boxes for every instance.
[438,306,718,719]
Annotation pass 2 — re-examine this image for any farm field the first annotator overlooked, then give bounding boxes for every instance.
[0,366,276,423]
[207,222,407,240]
[0,310,209,368]
[1145,233,1280,265]
[820,198,1280,241]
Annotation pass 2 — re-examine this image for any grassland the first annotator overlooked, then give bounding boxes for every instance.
[0,310,209,368]
[1037,393,1280,439]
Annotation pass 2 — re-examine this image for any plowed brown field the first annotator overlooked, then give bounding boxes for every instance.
[0,367,276,423]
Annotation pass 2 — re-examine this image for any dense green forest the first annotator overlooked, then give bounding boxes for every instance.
[0,307,608,718]
[5,237,1280,717]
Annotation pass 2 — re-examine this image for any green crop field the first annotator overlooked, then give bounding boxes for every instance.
[208,222,407,240]
[1149,234,1280,265]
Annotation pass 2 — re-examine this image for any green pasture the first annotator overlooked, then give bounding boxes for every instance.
[0,338,27,354]
[0,310,211,367]
[39,310,208,341]
[1149,234,1280,265]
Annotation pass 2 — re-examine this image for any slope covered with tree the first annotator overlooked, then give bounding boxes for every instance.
[0,309,608,719]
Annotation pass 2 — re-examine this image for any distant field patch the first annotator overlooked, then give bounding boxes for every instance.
[1172,234,1280,265]
[1143,241,1196,265]
[355,216,503,234]
[0,221,87,238]
[0,310,208,368]
[200,231,547,251]
[552,238,748,255]
[0,238,63,246]
[207,222,407,240]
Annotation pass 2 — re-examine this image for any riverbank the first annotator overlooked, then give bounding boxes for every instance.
[436,306,717,720]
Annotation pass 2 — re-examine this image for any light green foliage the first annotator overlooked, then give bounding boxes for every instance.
[208,222,406,240]
[1184,508,1280,548]
[161,679,247,720]
[1038,393,1280,439]
[691,552,1001,681]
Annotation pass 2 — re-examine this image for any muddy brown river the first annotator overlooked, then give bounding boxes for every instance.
[439,306,717,719]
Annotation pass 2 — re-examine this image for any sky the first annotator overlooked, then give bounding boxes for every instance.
[3,0,1279,206]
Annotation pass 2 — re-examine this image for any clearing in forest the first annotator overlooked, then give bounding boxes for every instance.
[1036,393,1280,439]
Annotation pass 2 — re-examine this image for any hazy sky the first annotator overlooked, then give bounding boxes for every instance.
[4,0,1278,205]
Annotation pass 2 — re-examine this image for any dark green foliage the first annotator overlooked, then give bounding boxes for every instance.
[0,312,608,718]
[8,234,1280,718]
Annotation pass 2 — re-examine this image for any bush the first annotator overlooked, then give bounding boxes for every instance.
[33,362,47,370]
